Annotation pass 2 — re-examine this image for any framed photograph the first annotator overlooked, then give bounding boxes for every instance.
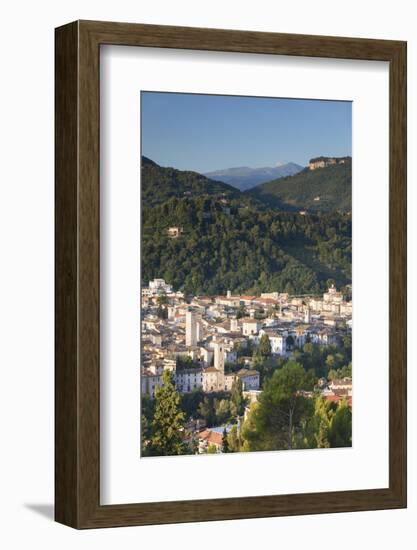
[55,20,406,528]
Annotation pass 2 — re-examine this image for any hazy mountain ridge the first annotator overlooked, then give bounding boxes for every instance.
[204,162,304,191]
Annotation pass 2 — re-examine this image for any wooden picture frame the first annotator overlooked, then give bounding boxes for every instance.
[55,20,407,529]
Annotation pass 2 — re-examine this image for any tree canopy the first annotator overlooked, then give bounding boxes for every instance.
[145,370,187,456]
[241,361,314,451]
[142,157,352,296]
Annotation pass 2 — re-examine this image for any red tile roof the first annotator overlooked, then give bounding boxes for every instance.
[198,430,223,446]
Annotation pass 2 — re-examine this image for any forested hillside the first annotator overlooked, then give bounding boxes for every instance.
[141,158,352,295]
[142,156,242,206]
[247,159,352,213]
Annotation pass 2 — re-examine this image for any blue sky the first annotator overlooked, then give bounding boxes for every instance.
[141,91,352,173]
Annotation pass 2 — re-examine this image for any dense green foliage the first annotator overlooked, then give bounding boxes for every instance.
[142,156,241,206]
[258,334,272,358]
[240,364,351,452]
[248,159,352,213]
[144,370,187,456]
[179,388,244,427]
[251,334,352,384]
[222,429,230,453]
[142,157,352,295]
[241,362,314,451]
[327,400,352,447]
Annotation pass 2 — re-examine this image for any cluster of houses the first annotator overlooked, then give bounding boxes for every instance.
[141,278,352,453]
[318,376,352,407]
[141,279,352,400]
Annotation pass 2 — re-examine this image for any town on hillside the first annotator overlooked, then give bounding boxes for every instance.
[141,277,352,456]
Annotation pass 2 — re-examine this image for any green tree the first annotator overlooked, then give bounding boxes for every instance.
[341,362,352,378]
[157,292,168,305]
[231,377,244,416]
[326,354,334,367]
[148,370,187,456]
[327,368,338,381]
[198,396,215,426]
[222,428,230,453]
[286,335,295,351]
[227,425,241,452]
[141,414,151,456]
[207,443,217,454]
[236,304,247,319]
[304,395,333,448]
[141,395,155,456]
[215,398,231,425]
[328,399,352,447]
[156,304,168,319]
[241,361,314,451]
[258,334,272,357]
[180,388,204,420]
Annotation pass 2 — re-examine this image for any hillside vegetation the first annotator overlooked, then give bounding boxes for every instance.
[142,156,241,206]
[141,158,352,296]
[247,159,352,213]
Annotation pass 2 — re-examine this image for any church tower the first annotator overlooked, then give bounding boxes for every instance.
[304,306,311,324]
[186,310,197,347]
[214,341,225,391]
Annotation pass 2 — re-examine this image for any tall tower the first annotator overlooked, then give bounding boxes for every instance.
[186,310,197,347]
[304,306,311,324]
[195,319,201,342]
[214,341,225,390]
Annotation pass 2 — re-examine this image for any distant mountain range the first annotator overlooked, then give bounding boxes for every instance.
[204,162,304,191]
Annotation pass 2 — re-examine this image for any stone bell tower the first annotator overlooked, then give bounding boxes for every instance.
[186,309,197,347]
[213,341,225,391]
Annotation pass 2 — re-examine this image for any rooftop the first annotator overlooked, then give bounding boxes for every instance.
[198,430,223,446]
[237,368,259,378]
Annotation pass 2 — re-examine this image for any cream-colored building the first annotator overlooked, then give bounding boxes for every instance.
[242,319,262,336]
[323,284,344,304]
[167,226,183,238]
[141,371,162,398]
[202,341,225,392]
[224,368,260,391]
[202,367,221,392]
[174,368,203,393]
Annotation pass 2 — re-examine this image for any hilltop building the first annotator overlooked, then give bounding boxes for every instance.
[308,156,350,170]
